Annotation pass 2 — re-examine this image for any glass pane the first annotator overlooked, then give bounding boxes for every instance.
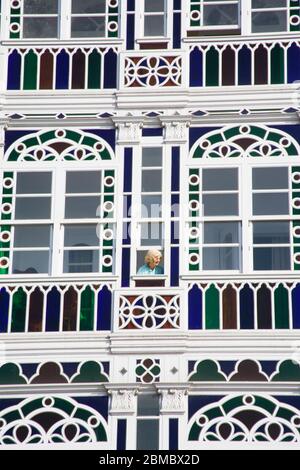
[15,197,51,219]
[23,18,58,38]
[144,15,165,36]
[252,0,286,8]
[66,172,101,194]
[63,250,99,273]
[203,247,240,270]
[252,167,288,190]
[72,0,106,13]
[142,170,162,192]
[252,193,289,215]
[252,11,287,32]
[253,222,290,244]
[142,148,162,167]
[17,172,52,194]
[137,394,160,416]
[64,224,99,247]
[203,4,239,26]
[203,194,239,216]
[137,420,159,451]
[71,17,105,37]
[14,225,50,247]
[253,247,290,270]
[141,195,162,218]
[140,222,163,246]
[24,0,58,14]
[12,251,49,274]
[145,0,165,12]
[204,222,240,244]
[65,197,101,218]
[203,168,238,191]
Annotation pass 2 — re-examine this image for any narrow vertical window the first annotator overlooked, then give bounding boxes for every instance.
[136,394,160,450]
[144,0,167,37]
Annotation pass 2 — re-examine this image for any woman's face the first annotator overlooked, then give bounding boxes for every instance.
[152,255,161,266]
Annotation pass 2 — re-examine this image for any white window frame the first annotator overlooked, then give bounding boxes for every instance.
[188,0,241,33]
[136,0,172,43]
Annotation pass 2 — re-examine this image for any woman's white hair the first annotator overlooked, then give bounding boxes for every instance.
[145,249,162,264]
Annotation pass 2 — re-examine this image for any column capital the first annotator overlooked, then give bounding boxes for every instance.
[160,117,190,143]
[158,388,188,415]
[112,117,144,145]
[108,388,138,416]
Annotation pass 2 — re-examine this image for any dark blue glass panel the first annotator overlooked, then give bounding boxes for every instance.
[76,396,109,421]
[292,284,300,329]
[142,128,163,137]
[97,286,112,331]
[123,222,131,245]
[123,195,132,218]
[169,418,178,451]
[127,0,135,11]
[87,129,116,151]
[21,363,39,380]
[126,13,135,50]
[171,194,179,218]
[188,395,224,420]
[171,247,179,287]
[55,50,69,90]
[172,147,180,192]
[117,419,127,450]
[174,0,181,9]
[188,285,202,329]
[0,288,9,333]
[240,284,254,329]
[190,48,203,87]
[122,248,131,288]
[238,46,251,85]
[287,43,300,83]
[171,221,179,244]
[7,50,21,90]
[124,148,133,192]
[104,50,117,89]
[5,130,34,153]
[173,13,181,49]
[46,287,61,332]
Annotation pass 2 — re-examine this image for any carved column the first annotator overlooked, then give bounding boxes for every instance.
[158,388,187,450]
[113,118,144,145]
[161,118,190,144]
[108,388,138,450]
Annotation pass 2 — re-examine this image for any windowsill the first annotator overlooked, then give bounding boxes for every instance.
[186,28,241,38]
[180,273,299,280]
[0,274,119,282]
[183,31,300,43]
[132,275,167,280]
[2,38,124,47]
[136,37,170,44]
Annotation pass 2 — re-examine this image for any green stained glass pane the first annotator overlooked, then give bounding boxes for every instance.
[271,44,284,84]
[80,286,95,331]
[275,284,290,329]
[11,288,27,332]
[23,50,38,90]
[206,47,219,86]
[205,285,220,329]
[88,50,101,89]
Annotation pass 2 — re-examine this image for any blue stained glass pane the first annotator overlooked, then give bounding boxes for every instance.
[188,285,202,329]
[123,222,131,245]
[174,0,181,9]
[142,128,163,137]
[172,147,180,192]
[238,46,252,85]
[173,13,181,49]
[287,43,300,83]
[171,221,179,244]
[126,13,135,50]
[97,286,112,331]
[55,50,69,89]
[127,0,135,11]
[117,420,127,451]
[169,418,178,451]
[7,50,21,90]
[123,195,132,218]
[104,50,117,89]
[122,248,131,288]
[171,247,179,287]
[240,284,254,329]
[45,287,61,332]
[190,48,203,87]
[171,194,179,217]
[0,288,9,333]
[292,284,300,329]
[124,148,133,192]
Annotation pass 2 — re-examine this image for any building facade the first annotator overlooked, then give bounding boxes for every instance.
[0,0,300,450]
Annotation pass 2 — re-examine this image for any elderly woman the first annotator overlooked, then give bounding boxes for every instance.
[137,249,164,275]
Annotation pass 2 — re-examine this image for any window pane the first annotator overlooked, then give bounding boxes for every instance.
[145,0,165,12]
[24,0,58,14]
[15,197,51,219]
[140,222,163,246]
[203,5,239,26]
[71,17,105,37]
[252,168,288,190]
[142,148,162,167]
[253,222,290,244]
[137,394,160,416]
[23,18,58,38]
[136,249,164,273]
[203,168,238,191]
[17,172,52,194]
[12,251,49,274]
[63,250,99,273]
[204,222,240,244]
[64,224,99,247]
[252,11,287,32]
[252,193,289,215]
[137,420,159,451]
[72,0,106,13]
[14,225,50,247]
[142,170,162,192]
[203,194,239,216]
[252,0,286,8]
[203,247,240,270]
[253,247,290,270]
[141,195,162,218]
[66,172,101,194]
[144,15,165,36]
[65,197,101,218]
